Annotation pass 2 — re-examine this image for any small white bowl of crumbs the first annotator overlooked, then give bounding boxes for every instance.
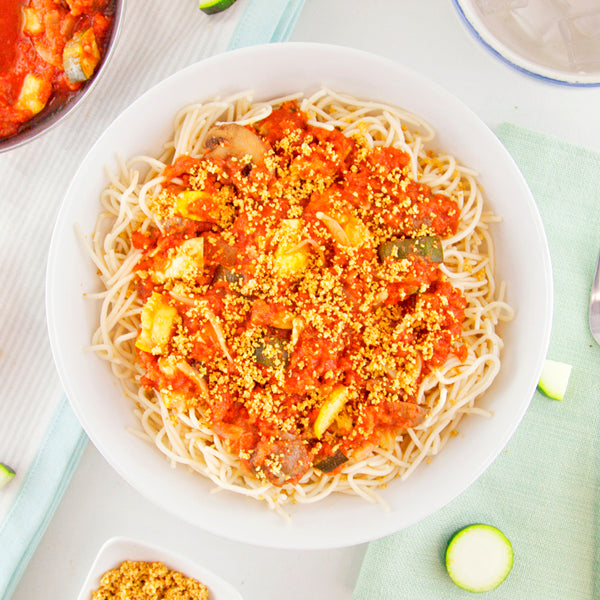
[78,537,243,600]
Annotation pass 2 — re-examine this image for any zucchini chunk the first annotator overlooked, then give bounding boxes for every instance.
[213,264,244,287]
[315,449,348,473]
[446,524,513,592]
[537,359,572,401]
[254,336,289,369]
[63,28,101,83]
[378,235,443,263]
[135,293,179,355]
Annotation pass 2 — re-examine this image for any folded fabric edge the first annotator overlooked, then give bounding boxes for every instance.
[497,122,600,163]
[227,0,305,50]
[0,397,87,600]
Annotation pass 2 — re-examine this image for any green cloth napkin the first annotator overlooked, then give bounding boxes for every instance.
[353,123,600,599]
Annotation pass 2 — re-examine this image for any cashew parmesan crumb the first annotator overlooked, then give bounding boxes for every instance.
[91,560,208,600]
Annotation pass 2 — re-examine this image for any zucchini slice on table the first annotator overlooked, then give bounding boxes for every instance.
[445,524,513,593]
[0,463,16,488]
[537,359,572,401]
[199,0,237,14]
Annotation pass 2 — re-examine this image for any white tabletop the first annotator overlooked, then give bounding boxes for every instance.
[11,2,600,599]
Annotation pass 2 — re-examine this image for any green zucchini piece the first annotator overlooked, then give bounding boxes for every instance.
[0,463,16,488]
[213,264,244,287]
[199,0,237,14]
[254,336,289,369]
[315,449,348,473]
[378,235,443,263]
[446,524,513,593]
[537,359,572,401]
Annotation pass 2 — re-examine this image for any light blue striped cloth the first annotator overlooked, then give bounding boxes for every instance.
[0,2,304,599]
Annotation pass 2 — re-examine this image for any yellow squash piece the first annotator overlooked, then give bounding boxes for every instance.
[164,237,204,281]
[175,190,211,221]
[160,390,190,412]
[135,292,179,355]
[157,355,178,376]
[342,213,370,248]
[14,74,50,116]
[273,219,310,277]
[314,385,350,439]
[22,8,44,35]
[316,210,369,248]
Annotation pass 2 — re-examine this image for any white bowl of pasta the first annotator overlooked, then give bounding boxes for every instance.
[46,42,552,549]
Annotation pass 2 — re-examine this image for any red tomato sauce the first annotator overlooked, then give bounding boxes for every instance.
[131,102,467,486]
[0,1,25,73]
[0,0,114,140]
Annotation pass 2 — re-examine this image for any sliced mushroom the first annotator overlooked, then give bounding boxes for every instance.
[248,433,310,485]
[204,123,268,169]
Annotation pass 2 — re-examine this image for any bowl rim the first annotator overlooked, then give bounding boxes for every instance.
[452,0,600,87]
[0,0,126,153]
[46,41,553,549]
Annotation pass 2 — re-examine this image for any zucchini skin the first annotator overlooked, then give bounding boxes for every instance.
[315,449,348,473]
[445,524,513,592]
[0,463,16,488]
[378,235,443,263]
[199,0,237,14]
[212,264,244,287]
[254,336,289,369]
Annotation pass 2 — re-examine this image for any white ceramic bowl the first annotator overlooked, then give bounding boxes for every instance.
[77,537,242,600]
[46,42,552,549]
[453,0,600,86]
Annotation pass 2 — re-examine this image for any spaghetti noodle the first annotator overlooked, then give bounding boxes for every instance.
[85,89,513,510]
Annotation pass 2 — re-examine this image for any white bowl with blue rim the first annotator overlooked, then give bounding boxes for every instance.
[452,0,600,85]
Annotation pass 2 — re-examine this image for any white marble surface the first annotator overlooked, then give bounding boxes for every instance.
[11,1,600,599]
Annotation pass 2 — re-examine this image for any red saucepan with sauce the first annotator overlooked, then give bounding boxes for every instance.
[0,0,123,151]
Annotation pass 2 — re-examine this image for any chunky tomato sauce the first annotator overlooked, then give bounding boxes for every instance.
[132,102,467,486]
[0,0,113,139]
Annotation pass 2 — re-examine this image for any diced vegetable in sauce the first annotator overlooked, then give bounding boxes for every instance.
[14,74,51,116]
[136,293,179,355]
[315,449,348,473]
[254,336,289,369]
[213,264,244,287]
[378,235,443,263]
[164,238,204,281]
[273,219,311,278]
[314,385,350,439]
[63,28,101,83]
